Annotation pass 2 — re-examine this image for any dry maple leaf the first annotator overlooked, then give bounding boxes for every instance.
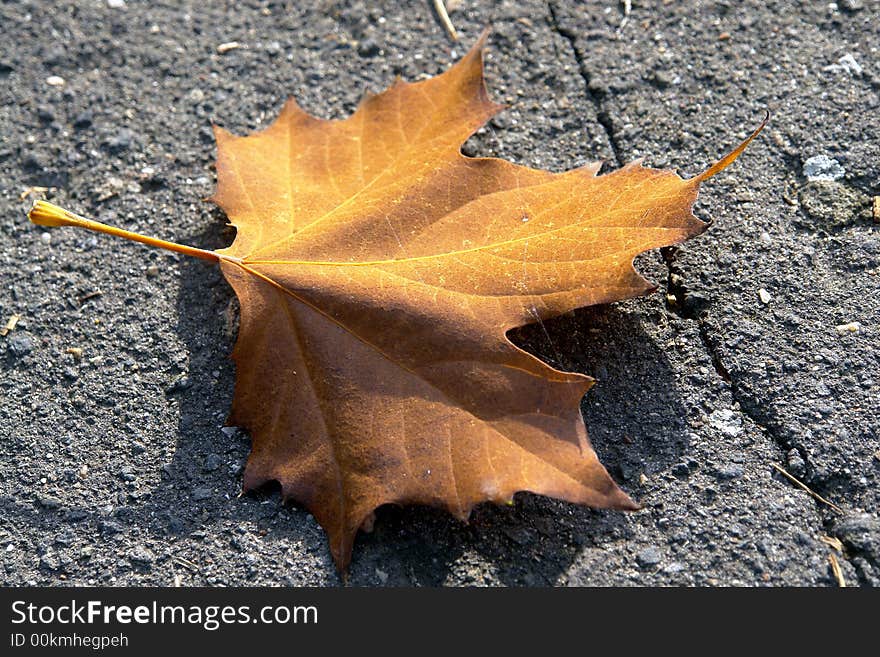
[29,33,765,572]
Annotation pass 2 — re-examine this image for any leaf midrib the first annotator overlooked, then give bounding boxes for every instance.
[240,169,687,267]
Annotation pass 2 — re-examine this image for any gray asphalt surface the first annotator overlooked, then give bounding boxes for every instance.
[0,0,877,586]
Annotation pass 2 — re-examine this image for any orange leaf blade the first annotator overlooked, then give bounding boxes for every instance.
[211,34,760,572]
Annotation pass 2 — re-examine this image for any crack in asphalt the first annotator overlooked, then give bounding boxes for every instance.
[546,1,625,167]
[547,0,868,586]
[548,0,806,479]
[660,247,868,585]
[696,320,869,585]
[660,249,808,474]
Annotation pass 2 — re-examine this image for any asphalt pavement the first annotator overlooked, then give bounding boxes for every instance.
[0,0,877,585]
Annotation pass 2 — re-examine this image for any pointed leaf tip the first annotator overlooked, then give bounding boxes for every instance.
[457,26,491,63]
[475,26,492,49]
[692,110,769,184]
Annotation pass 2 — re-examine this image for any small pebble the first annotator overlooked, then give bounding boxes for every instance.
[835,321,861,335]
[128,547,155,569]
[39,554,60,571]
[40,232,51,245]
[787,449,806,477]
[167,515,186,533]
[217,41,241,54]
[165,376,192,394]
[636,546,662,568]
[716,464,745,480]
[104,129,133,153]
[192,487,213,501]
[38,495,62,509]
[8,333,34,356]
[823,53,862,76]
[651,69,674,89]
[840,0,863,10]
[357,38,381,58]
[758,288,771,304]
[107,0,126,7]
[709,408,743,438]
[803,155,845,182]
[145,264,159,277]
[203,454,223,472]
[73,110,93,130]
[45,75,65,87]
[22,154,46,171]
[65,509,88,522]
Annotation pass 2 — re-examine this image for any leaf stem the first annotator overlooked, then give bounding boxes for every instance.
[28,200,234,264]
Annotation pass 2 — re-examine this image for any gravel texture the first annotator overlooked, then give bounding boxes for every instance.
[0,0,877,586]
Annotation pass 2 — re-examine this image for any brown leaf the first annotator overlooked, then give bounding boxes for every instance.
[28,33,765,573]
